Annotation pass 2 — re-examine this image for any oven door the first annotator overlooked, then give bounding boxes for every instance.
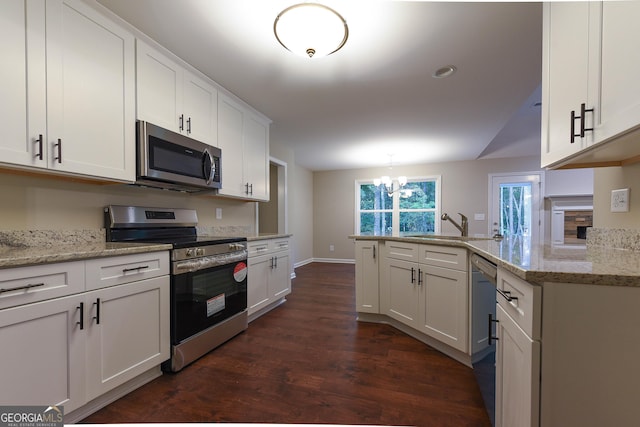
[171,259,247,344]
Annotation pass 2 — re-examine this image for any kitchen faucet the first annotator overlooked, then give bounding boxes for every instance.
[441,212,468,237]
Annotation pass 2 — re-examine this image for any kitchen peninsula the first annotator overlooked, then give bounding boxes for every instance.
[352,232,640,427]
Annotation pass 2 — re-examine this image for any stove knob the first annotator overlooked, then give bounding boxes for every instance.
[185,248,194,257]
[196,248,205,256]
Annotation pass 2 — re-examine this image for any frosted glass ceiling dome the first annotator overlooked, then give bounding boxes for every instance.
[274,3,349,58]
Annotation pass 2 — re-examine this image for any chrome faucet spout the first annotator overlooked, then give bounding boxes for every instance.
[441,212,468,237]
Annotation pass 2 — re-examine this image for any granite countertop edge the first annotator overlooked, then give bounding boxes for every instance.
[0,242,173,270]
[350,235,640,287]
[246,233,292,242]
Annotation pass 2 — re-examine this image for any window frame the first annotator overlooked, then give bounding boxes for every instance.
[355,175,442,236]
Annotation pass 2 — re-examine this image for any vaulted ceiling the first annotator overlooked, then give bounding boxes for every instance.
[98,0,543,171]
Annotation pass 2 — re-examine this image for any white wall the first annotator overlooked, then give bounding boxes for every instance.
[0,170,254,230]
[313,156,545,261]
[269,140,314,269]
[593,163,640,228]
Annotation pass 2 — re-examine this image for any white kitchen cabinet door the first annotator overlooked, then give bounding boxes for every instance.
[217,93,246,198]
[495,304,540,427]
[243,113,270,201]
[384,258,420,329]
[45,0,135,181]
[541,1,591,168]
[0,294,85,412]
[420,265,468,353]
[593,1,640,145]
[183,70,218,145]
[136,40,183,132]
[270,251,291,299]
[0,0,46,168]
[85,276,170,401]
[248,253,272,316]
[355,240,379,313]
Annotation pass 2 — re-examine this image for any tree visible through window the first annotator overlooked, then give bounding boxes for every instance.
[357,178,440,235]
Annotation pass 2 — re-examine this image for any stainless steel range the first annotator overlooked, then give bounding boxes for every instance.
[104,205,248,372]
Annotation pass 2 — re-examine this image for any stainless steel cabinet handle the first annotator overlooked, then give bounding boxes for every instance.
[274,256,278,269]
[179,114,184,131]
[122,265,150,273]
[410,267,415,283]
[0,282,45,294]
[187,117,192,134]
[418,268,423,286]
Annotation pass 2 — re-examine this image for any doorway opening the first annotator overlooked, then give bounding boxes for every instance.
[258,157,287,234]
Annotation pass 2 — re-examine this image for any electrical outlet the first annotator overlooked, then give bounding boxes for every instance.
[215,208,222,219]
[611,188,629,212]
[329,245,335,252]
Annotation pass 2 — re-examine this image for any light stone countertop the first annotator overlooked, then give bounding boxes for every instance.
[351,234,640,287]
[0,241,172,269]
[245,233,292,242]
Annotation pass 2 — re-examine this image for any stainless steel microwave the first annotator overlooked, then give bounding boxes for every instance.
[136,121,221,192]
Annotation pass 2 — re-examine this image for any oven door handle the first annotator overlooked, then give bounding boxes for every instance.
[173,251,247,275]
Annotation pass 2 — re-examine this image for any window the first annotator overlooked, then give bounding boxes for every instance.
[356,177,441,235]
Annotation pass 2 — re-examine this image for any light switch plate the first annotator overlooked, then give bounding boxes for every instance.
[611,188,629,212]
[474,213,485,221]
[215,208,222,219]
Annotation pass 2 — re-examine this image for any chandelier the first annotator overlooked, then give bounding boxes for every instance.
[274,3,349,58]
[374,156,410,197]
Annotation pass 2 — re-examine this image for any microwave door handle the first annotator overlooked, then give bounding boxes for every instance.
[203,149,214,185]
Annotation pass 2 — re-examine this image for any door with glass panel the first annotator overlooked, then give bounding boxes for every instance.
[489,173,543,248]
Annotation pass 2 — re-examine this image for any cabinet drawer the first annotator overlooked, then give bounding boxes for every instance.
[248,241,270,258]
[270,239,290,252]
[418,245,468,271]
[85,251,169,291]
[0,261,85,310]
[497,268,541,340]
[385,241,419,261]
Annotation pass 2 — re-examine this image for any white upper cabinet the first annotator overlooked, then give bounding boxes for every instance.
[136,40,217,146]
[0,0,135,182]
[0,0,43,167]
[217,92,270,201]
[542,1,640,169]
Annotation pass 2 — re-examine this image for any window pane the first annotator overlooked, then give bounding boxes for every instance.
[360,184,392,210]
[399,211,435,233]
[400,181,436,208]
[360,212,392,235]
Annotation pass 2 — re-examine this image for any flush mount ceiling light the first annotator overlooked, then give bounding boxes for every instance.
[274,3,349,58]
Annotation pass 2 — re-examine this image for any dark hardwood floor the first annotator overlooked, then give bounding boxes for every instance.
[82,263,491,426]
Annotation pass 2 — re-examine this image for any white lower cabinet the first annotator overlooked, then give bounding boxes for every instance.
[0,293,86,412]
[385,257,421,328]
[85,276,169,401]
[495,304,540,427]
[379,241,468,353]
[495,268,541,427]
[354,240,379,313]
[0,251,169,417]
[247,238,291,319]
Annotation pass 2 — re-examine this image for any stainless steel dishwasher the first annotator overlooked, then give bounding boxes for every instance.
[470,253,498,427]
